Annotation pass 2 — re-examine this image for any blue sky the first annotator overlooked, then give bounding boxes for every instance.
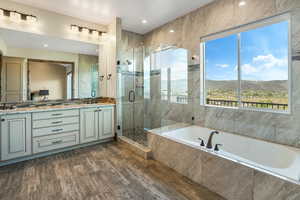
[205,21,289,81]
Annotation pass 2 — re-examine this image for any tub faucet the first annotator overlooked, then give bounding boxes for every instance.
[206,131,219,149]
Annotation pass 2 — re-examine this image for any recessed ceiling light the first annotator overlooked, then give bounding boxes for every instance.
[142,20,147,24]
[169,29,175,33]
[43,44,48,48]
[239,1,246,7]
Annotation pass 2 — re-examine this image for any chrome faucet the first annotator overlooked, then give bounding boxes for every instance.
[206,131,219,149]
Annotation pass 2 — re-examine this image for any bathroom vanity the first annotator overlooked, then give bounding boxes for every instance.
[0,103,115,164]
[0,25,118,165]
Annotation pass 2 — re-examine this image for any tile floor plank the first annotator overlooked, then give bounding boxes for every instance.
[0,142,224,200]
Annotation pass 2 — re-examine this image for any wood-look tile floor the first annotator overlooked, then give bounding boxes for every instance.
[0,142,224,200]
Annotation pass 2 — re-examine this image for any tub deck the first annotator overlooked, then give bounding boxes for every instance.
[149,124,300,185]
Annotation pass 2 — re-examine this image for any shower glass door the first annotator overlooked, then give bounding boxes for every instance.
[120,47,146,145]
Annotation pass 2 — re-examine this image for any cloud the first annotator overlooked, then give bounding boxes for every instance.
[241,54,288,80]
[253,54,287,69]
[241,64,258,75]
[216,64,229,68]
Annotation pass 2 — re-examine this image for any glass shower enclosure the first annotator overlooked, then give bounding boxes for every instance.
[118,45,189,146]
[118,47,147,145]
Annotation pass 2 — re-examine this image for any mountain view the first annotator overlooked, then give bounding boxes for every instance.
[206,80,288,108]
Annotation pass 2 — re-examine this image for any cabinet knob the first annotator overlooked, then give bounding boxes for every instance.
[1,119,5,122]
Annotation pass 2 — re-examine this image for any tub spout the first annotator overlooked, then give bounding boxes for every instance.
[206,131,219,149]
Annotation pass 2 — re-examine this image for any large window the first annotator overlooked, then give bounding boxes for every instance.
[202,17,289,112]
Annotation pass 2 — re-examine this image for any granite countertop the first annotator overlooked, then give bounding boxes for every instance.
[0,102,115,115]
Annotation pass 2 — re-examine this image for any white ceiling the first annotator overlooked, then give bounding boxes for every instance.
[10,0,214,34]
[0,28,99,55]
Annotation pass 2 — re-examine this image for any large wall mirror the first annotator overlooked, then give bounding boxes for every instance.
[0,28,100,103]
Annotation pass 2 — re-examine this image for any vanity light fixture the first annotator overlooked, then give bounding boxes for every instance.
[0,8,38,23]
[70,24,106,38]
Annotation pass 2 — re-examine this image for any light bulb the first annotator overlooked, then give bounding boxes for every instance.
[10,11,21,22]
[82,27,89,35]
[92,30,99,37]
[0,9,4,18]
[71,25,79,33]
[26,15,37,23]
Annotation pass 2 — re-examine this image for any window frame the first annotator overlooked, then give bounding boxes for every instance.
[200,13,292,114]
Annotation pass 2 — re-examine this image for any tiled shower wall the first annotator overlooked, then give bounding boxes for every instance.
[142,0,300,148]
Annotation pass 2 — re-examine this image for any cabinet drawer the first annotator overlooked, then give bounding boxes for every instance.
[33,124,79,137]
[33,132,79,154]
[33,116,79,129]
[33,109,79,120]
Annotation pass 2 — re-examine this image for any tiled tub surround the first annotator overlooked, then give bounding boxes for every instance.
[147,125,300,200]
[142,0,300,149]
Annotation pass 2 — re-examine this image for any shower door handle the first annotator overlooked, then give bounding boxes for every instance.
[129,90,135,102]
[132,91,135,102]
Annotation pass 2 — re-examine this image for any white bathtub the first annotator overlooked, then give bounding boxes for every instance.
[155,125,300,185]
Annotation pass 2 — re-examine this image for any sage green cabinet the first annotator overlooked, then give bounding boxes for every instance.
[100,107,114,139]
[1,114,32,161]
[80,107,99,143]
[80,106,114,144]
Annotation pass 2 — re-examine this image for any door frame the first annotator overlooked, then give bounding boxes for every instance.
[27,59,75,100]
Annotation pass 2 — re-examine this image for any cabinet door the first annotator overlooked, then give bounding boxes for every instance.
[1,114,32,161]
[80,108,99,144]
[99,107,114,139]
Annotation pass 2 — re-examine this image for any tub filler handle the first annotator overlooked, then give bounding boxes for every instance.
[198,138,206,147]
[214,144,222,151]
